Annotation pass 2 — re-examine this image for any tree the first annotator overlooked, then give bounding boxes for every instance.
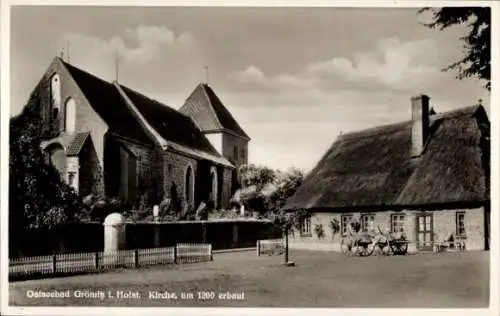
[273,209,310,266]
[9,92,85,234]
[267,168,304,214]
[419,7,491,90]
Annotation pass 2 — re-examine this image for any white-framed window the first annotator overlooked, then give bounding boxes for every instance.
[456,212,466,237]
[68,171,76,187]
[301,217,311,235]
[361,214,375,232]
[341,215,353,236]
[391,214,405,233]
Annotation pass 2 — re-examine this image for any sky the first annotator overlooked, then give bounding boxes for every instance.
[9,6,491,172]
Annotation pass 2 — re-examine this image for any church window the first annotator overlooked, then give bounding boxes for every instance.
[233,146,238,161]
[64,98,76,132]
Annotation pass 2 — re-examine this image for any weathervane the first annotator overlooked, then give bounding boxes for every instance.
[205,66,209,84]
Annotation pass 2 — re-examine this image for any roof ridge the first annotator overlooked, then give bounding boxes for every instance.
[114,82,169,150]
[339,104,480,141]
[119,83,179,113]
[62,60,114,87]
[199,83,223,129]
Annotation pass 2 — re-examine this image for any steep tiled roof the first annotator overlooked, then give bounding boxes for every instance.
[40,131,90,156]
[179,84,250,140]
[283,105,490,211]
[60,60,232,167]
[66,132,90,156]
[118,84,231,166]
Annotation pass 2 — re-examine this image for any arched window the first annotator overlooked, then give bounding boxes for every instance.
[50,74,61,111]
[210,166,218,208]
[65,98,76,132]
[185,165,194,207]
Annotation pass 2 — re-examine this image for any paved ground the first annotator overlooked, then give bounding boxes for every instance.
[9,250,489,308]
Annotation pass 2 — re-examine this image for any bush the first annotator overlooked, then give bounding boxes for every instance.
[314,224,325,239]
[82,194,123,222]
[9,95,85,233]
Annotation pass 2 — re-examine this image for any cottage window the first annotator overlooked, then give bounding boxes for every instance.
[391,214,405,233]
[301,217,311,236]
[341,215,353,236]
[361,214,375,232]
[240,148,245,160]
[456,212,466,237]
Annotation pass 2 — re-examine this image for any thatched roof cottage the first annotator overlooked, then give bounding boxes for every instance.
[283,95,490,252]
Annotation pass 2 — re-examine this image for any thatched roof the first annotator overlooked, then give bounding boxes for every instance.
[283,105,490,211]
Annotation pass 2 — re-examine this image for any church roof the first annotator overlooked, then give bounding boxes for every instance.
[283,105,490,212]
[40,131,90,157]
[63,61,152,145]
[179,83,250,140]
[57,58,232,167]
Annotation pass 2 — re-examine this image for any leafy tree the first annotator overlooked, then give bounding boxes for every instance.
[238,164,277,190]
[267,168,304,214]
[273,209,310,265]
[419,7,491,90]
[9,92,85,235]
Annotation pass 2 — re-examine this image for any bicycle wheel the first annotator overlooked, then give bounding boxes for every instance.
[358,241,374,256]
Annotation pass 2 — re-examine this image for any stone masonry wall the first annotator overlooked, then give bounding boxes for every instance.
[162,150,198,211]
[221,167,233,209]
[222,133,248,170]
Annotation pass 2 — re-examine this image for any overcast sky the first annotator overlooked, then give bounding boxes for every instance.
[10,6,491,172]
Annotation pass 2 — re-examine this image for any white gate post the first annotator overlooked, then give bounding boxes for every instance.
[103,213,126,265]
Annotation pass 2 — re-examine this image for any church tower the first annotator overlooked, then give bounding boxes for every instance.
[179,83,250,181]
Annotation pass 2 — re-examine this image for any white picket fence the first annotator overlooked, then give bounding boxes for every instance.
[256,239,284,256]
[9,243,212,278]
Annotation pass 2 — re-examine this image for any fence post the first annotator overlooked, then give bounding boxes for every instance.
[209,244,213,261]
[134,249,139,268]
[174,244,177,264]
[257,240,260,256]
[94,252,99,270]
[52,254,57,274]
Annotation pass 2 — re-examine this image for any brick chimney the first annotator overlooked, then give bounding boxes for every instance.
[411,94,430,157]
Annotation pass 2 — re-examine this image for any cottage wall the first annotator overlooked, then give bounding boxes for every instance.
[291,206,487,252]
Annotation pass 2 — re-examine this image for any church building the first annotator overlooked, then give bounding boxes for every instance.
[28,56,250,211]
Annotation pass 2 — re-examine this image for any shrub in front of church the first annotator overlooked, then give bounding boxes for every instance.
[9,93,86,241]
[81,194,123,222]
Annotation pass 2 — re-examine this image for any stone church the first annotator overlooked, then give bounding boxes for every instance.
[30,56,250,211]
